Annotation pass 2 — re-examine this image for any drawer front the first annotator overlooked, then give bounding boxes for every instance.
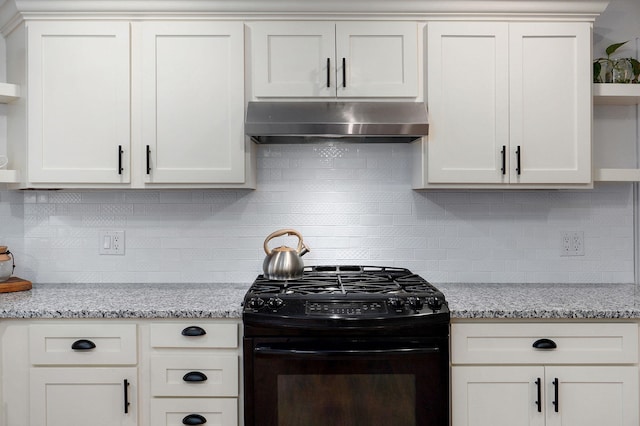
[452,322,639,365]
[29,324,137,365]
[150,356,238,397]
[150,398,238,426]
[150,322,237,349]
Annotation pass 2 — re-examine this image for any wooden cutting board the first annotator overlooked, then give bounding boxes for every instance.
[0,277,32,293]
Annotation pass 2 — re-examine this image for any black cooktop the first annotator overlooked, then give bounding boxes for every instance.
[242,266,449,333]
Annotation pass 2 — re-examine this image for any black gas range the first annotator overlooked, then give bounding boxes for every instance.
[242,265,450,426]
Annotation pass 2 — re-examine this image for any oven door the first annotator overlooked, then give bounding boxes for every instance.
[245,337,449,426]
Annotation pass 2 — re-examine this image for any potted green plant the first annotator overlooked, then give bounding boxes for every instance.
[593,41,640,83]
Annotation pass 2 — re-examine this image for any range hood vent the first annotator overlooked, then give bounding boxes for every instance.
[245,101,429,144]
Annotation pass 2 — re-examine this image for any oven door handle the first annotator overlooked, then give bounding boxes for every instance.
[254,346,440,356]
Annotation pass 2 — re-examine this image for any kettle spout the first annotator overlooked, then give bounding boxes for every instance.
[299,245,310,257]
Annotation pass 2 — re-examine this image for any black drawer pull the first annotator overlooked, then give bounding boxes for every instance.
[183,371,208,382]
[534,378,542,412]
[123,379,130,414]
[71,339,96,350]
[183,414,207,425]
[181,326,207,337]
[532,338,557,349]
[118,145,124,175]
[552,377,559,412]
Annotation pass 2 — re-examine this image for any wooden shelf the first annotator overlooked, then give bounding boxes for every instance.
[0,170,20,183]
[0,83,20,103]
[593,83,640,105]
[594,168,640,182]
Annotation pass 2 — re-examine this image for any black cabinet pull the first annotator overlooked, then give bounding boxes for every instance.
[342,57,346,88]
[552,378,559,412]
[146,145,151,174]
[501,145,506,175]
[183,371,208,382]
[326,58,331,87]
[181,326,207,336]
[515,145,521,175]
[71,339,96,350]
[532,338,557,350]
[123,379,130,414]
[535,378,542,412]
[183,414,207,425]
[118,145,124,175]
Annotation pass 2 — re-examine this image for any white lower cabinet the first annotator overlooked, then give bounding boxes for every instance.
[25,323,140,426]
[0,319,241,426]
[146,321,240,426]
[30,368,138,426]
[451,322,640,426]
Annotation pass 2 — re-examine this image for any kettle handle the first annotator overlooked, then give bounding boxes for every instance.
[263,229,305,255]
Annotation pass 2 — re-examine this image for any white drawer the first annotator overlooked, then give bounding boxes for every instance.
[150,322,237,349]
[150,398,238,426]
[29,324,137,365]
[452,322,638,365]
[150,356,238,397]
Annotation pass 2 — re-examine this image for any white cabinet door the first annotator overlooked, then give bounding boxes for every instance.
[424,21,591,186]
[250,21,336,97]
[545,366,638,426]
[453,366,639,426]
[509,23,592,184]
[426,22,510,184]
[250,21,418,98]
[141,22,245,184]
[336,22,418,97]
[27,21,131,184]
[30,367,137,426]
[452,366,546,426]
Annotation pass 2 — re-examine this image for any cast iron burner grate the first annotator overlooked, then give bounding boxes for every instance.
[249,265,441,296]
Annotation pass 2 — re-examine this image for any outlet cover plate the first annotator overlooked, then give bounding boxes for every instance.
[99,231,125,255]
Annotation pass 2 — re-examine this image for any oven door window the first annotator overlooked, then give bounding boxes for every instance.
[251,339,448,426]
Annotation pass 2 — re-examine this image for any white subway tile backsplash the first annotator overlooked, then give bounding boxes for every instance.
[1,143,636,284]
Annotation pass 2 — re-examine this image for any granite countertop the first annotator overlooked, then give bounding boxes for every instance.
[0,283,249,319]
[0,282,639,320]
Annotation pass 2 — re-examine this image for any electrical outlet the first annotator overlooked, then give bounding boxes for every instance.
[99,231,125,255]
[560,231,584,256]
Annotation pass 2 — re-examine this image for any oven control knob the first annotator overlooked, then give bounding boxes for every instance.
[427,297,443,311]
[387,297,405,310]
[248,297,265,309]
[267,297,284,310]
[407,296,424,311]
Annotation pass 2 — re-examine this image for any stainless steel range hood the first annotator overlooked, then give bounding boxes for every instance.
[245,101,429,144]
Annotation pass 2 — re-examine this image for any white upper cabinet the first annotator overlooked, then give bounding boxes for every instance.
[249,21,419,98]
[7,20,252,189]
[140,22,245,184]
[27,21,131,184]
[418,21,592,188]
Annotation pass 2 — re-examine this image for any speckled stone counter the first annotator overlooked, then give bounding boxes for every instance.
[0,282,639,320]
[0,283,250,319]
[439,283,640,319]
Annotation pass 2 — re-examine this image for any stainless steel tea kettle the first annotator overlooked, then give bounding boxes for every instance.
[263,229,310,280]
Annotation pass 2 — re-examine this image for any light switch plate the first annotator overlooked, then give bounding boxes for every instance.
[99,230,125,255]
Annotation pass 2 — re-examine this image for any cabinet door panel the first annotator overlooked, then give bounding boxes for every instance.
[452,366,545,426]
[426,22,509,184]
[30,368,137,426]
[141,22,245,183]
[250,21,335,97]
[336,22,418,97]
[545,366,639,426]
[509,23,591,184]
[27,21,130,184]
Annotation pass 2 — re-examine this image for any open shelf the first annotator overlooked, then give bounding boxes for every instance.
[0,83,20,104]
[593,84,640,181]
[0,170,19,183]
[593,83,640,105]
